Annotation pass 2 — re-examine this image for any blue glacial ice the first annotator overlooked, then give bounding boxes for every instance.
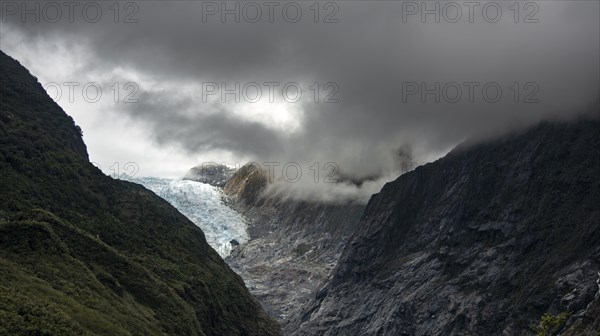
[125,176,249,257]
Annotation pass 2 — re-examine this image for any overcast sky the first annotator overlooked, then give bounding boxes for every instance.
[1,1,598,200]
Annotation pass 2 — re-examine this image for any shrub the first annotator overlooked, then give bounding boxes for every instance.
[532,312,570,336]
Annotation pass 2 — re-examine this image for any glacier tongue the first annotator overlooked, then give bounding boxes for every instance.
[126,176,249,257]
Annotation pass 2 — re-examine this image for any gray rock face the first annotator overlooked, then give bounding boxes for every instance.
[560,271,600,336]
[290,119,600,336]
[183,163,236,187]
[223,164,364,332]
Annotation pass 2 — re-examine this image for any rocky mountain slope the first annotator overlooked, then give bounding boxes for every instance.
[222,164,365,332]
[290,117,600,335]
[184,163,237,187]
[0,50,281,336]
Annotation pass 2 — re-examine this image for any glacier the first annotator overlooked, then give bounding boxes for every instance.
[123,176,249,257]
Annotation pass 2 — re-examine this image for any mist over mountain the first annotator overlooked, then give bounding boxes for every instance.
[2,1,598,195]
[0,50,280,336]
[291,116,600,335]
[191,112,600,336]
[1,1,599,335]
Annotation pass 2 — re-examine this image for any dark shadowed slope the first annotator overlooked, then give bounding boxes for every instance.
[292,116,600,335]
[0,50,281,336]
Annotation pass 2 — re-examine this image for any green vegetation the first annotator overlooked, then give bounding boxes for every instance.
[0,51,281,335]
[531,312,570,336]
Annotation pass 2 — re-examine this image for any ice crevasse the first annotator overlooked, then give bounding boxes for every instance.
[126,176,249,258]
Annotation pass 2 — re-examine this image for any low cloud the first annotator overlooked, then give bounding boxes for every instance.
[2,1,598,201]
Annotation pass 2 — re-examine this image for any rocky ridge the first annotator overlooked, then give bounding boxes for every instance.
[289,118,600,336]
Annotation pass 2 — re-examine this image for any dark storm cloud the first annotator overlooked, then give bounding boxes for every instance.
[2,0,599,186]
[124,88,286,157]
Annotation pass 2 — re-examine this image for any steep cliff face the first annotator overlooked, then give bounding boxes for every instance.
[0,50,281,336]
[562,286,600,336]
[223,164,365,332]
[291,119,600,336]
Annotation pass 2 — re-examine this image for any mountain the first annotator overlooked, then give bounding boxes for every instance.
[222,163,365,331]
[290,117,600,335]
[184,164,237,187]
[0,50,281,336]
